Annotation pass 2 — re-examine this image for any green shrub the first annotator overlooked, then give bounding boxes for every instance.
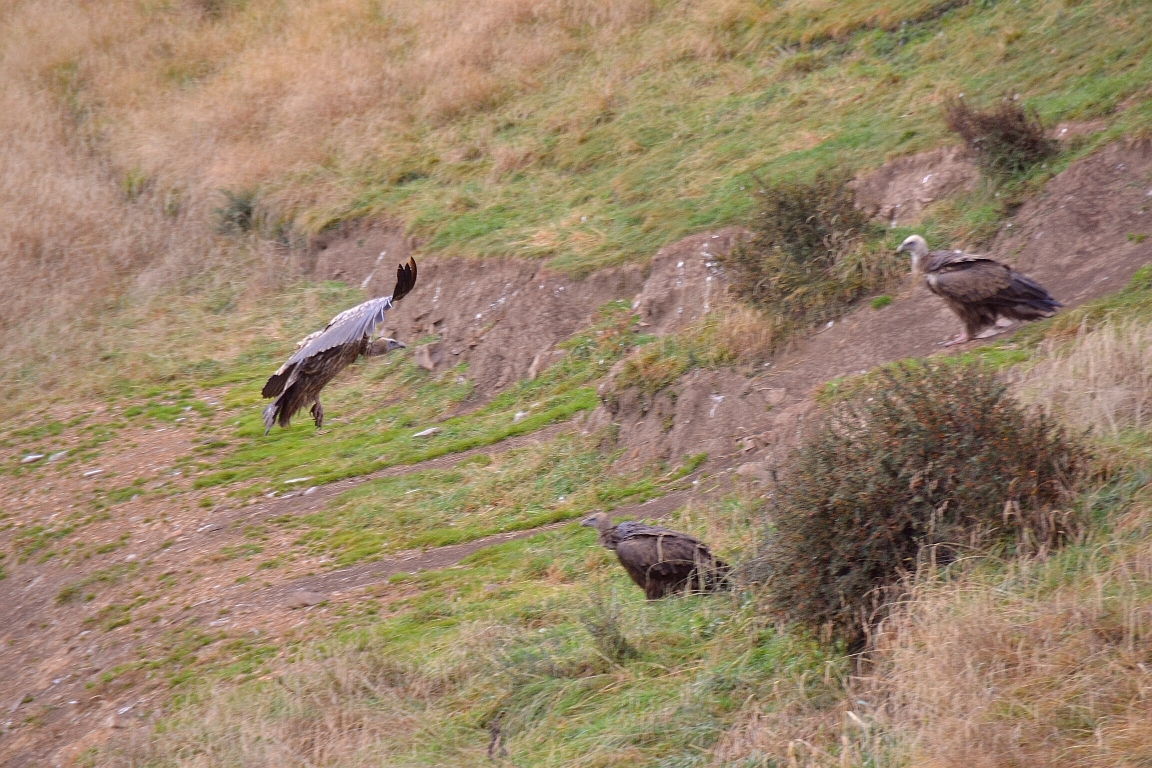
[943,98,1057,178]
[721,171,891,329]
[212,188,258,233]
[756,361,1084,647]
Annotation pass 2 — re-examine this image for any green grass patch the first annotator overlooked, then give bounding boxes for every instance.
[290,432,666,565]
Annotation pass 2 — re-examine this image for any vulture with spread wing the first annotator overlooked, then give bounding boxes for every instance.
[581,512,730,600]
[897,235,1060,346]
[261,258,417,434]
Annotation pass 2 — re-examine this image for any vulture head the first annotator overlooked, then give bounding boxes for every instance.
[380,338,406,351]
[896,234,929,273]
[580,512,616,546]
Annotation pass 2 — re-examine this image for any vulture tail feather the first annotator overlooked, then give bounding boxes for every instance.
[262,401,280,435]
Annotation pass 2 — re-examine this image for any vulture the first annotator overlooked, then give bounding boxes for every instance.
[261,258,417,434]
[897,235,1060,346]
[580,512,730,600]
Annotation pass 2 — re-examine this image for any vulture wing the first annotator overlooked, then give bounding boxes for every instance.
[926,250,1060,316]
[392,258,417,302]
[612,524,729,599]
[924,252,1011,304]
[261,257,417,399]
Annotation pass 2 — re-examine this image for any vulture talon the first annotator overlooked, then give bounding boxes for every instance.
[260,258,417,433]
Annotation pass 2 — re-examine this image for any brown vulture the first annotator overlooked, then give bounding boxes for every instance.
[580,512,730,600]
[897,235,1060,346]
[261,258,417,434]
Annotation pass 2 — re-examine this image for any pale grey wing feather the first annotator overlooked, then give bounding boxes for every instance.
[283,296,393,369]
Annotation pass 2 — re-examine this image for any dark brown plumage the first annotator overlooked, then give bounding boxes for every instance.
[580,512,730,600]
[261,258,417,433]
[897,235,1060,346]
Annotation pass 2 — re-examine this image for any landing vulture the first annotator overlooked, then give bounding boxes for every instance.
[261,258,417,434]
[581,512,730,600]
[897,235,1060,346]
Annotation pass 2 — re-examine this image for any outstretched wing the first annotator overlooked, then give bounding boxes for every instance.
[392,257,417,302]
[262,257,418,399]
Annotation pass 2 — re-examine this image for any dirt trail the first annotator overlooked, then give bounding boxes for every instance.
[237,486,700,608]
[196,420,574,534]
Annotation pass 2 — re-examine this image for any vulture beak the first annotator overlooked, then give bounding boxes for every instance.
[895,243,906,253]
[579,515,596,528]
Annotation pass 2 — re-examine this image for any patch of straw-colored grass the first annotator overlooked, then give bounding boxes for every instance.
[1015,318,1152,440]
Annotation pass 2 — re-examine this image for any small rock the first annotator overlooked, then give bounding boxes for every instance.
[47,451,68,462]
[303,486,317,496]
[512,411,529,423]
[412,427,440,438]
[284,477,312,485]
[736,461,774,483]
[21,454,44,464]
[285,591,326,609]
[82,469,104,478]
[414,343,440,371]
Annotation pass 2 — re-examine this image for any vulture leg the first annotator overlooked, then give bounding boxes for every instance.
[311,398,324,430]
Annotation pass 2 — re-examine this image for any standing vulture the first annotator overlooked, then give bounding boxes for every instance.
[580,512,730,600]
[897,235,1060,346]
[261,258,417,434]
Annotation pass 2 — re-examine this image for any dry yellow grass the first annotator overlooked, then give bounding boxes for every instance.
[875,525,1152,767]
[6,0,654,209]
[1015,319,1152,439]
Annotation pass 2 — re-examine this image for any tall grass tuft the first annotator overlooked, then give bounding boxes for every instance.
[754,360,1085,647]
[579,588,638,663]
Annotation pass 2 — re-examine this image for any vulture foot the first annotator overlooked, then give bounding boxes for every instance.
[311,400,324,430]
[939,333,972,347]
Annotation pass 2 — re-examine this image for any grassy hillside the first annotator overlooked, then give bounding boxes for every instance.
[5,0,1152,406]
[2,0,1152,765]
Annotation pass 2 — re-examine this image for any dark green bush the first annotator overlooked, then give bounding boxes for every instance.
[213,187,258,233]
[944,98,1057,178]
[757,361,1084,647]
[722,171,890,328]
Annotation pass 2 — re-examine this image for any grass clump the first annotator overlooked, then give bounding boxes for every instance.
[579,589,638,664]
[722,171,894,331]
[757,360,1084,647]
[212,188,259,234]
[944,97,1058,179]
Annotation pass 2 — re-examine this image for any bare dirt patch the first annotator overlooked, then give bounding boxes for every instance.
[378,257,644,397]
[631,228,744,335]
[307,219,416,292]
[852,145,979,227]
